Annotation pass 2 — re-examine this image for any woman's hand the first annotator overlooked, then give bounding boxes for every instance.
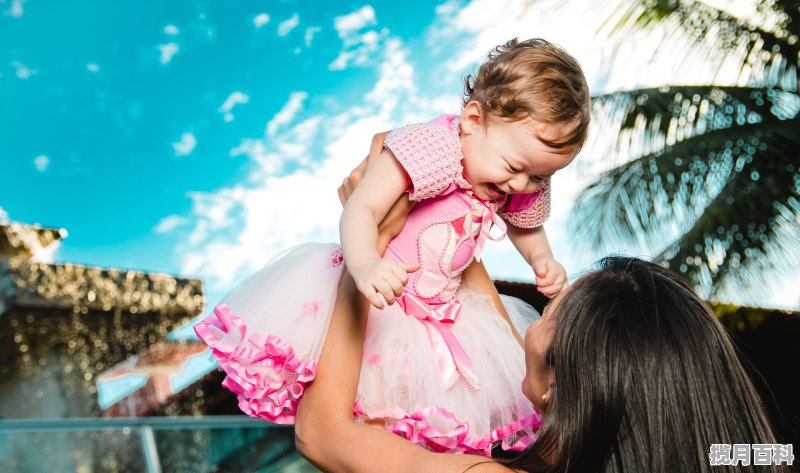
[337,131,389,204]
[339,131,413,253]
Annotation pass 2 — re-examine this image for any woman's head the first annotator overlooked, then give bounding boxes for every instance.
[514,256,785,472]
[458,38,590,202]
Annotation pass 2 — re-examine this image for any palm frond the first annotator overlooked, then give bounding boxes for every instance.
[573,117,800,302]
[589,85,798,170]
[601,0,798,89]
[572,123,770,251]
[656,122,800,301]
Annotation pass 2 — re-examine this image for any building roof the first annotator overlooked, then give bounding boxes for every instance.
[0,222,66,261]
[2,259,204,316]
[1,222,204,317]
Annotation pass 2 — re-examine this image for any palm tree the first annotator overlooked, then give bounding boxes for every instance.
[572,0,800,303]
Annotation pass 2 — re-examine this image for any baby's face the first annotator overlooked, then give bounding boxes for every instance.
[460,115,578,201]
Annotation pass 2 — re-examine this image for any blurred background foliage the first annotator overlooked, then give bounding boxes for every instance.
[572,0,800,304]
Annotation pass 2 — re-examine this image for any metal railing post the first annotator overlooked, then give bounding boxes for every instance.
[140,424,163,473]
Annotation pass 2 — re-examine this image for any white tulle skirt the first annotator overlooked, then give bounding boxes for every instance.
[195,243,542,456]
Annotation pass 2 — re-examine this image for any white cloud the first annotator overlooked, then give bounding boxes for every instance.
[154,215,190,234]
[11,61,35,79]
[178,140,356,290]
[434,0,459,16]
[158,42,180,65]
[329,6,386,71]
[171,44,406,293]
[266,91,309,137]
[329,29,388,71]
[5,0,25,18]
[278,13,299,37]
[219,91,250,122]
[168,0,794,310]
[230,115,322,178]
[364,38,415,116]
[0,206,9,224]
[34,155,49,172]
[328,5,389,71]
[333,5,376,38]
[87,63,100,73]
[304,26,321,47]
[164,24,180,35]
[253,13,270,28]
[172,132,197,157]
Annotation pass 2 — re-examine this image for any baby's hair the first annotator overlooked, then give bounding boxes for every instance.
[463,38,590,150]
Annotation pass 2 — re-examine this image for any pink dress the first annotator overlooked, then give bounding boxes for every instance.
[195,114,551,456]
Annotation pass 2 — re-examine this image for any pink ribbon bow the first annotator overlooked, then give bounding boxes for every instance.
[397,292,480,391]
[473,201,507,262]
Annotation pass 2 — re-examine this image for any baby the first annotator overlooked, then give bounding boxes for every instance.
[196,38,590,456]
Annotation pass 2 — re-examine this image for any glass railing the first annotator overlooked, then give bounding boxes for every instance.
[0,416,320,473]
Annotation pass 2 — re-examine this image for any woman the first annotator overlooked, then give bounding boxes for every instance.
[293,138,789,472]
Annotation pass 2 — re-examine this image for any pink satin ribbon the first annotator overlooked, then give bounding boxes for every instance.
[397,292,480,391]
[353,402,541,457]
[472,199,507,262]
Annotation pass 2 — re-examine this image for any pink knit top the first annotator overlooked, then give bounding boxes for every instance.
[384,114,551,229]
[380,114,552,306]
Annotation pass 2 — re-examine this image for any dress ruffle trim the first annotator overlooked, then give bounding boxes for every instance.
[354,402,541,457]
[194,303,317,424]
[195,303,542,452]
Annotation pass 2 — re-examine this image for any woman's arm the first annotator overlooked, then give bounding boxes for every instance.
[294,271,511,473]
[461,261,523,347]
[294,134,512,472]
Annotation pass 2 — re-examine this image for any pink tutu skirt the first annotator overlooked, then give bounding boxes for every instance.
[195,243,541,456]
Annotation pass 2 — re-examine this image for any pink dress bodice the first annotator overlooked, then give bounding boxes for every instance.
[382,114,552,306]
[384,184,505,305]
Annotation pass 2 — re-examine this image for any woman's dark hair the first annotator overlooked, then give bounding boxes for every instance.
[505,256,789,472]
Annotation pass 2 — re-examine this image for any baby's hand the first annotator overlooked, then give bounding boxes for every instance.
[353,258,420,309]
[532,257,568,298]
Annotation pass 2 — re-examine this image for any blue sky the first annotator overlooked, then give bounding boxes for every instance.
[2,0,798,314]
[1,0,439,275]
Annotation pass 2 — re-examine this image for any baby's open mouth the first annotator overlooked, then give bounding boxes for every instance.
[487,183,506,200]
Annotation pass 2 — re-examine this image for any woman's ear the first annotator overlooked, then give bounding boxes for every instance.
[543,370,556,403]
[460,101,483,136]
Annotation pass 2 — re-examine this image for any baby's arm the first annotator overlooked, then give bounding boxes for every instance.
[340,149,419,309]
[506,224,567,297]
